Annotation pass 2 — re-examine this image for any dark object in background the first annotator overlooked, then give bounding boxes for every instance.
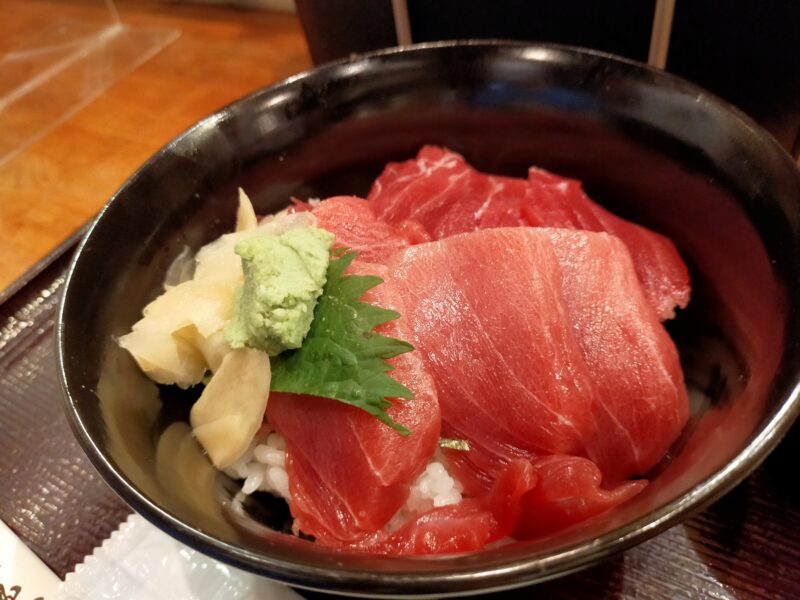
[295,0,396,64]
[295,0,654,64]
[407,0,655,62]
[668,0,800,154]
[295,0,800,156]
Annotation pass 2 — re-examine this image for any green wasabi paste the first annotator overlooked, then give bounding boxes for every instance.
[225,227,334,355]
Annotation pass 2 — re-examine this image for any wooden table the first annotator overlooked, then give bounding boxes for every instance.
[0,0,311,289]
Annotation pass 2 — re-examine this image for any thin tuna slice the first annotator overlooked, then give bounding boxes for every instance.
[388,228,598,492]
[525,168,690,320]
[369,146,690,320]
[311,196,414,264]
[547,229,688,481]
[515,456,647,539]
[267,261,441,543]
[388,228,687,491]
[339,460,536,555]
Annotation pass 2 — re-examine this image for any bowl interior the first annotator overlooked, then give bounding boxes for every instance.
[58,43,800,597]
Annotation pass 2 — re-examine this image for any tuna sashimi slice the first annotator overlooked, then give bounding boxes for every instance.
[340,460,536,555]
[475,176,529,229]
[525,168,690,320]
[267,261,441,543]
[368,146,527,238]
[388,228,687,490]
[369,146,690,320]
[368,146,472,231]
[515,456,647,539]
[359,502,497,555]
[311,196,414,264]
[388,229,598,492]
[547,229,688,482]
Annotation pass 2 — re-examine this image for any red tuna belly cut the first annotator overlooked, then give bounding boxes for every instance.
[525,168,691,320]
[547,229,689,482]
[387,228,598,492]
[267,261,441,543]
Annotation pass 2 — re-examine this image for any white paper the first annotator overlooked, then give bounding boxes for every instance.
[0,519,61,600]
[57,514,302,600]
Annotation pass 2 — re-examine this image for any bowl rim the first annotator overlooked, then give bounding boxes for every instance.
[56,39,800,597]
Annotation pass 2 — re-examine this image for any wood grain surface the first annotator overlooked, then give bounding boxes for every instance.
[0,0,311,289]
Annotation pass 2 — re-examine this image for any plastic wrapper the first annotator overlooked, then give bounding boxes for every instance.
[58,514,302,600]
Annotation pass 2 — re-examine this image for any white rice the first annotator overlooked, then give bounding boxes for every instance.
[386,457,464,532]
[225,431,291,500]
[228,436,465,533]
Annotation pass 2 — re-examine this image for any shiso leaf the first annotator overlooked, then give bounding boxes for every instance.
[269,251,415,435]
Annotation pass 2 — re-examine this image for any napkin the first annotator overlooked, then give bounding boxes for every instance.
[57,514,302,600]
[0,519,61,600]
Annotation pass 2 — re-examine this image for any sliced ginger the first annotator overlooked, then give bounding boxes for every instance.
[190,347,271,469]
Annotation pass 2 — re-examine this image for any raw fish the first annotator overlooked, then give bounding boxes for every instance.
[525,168,690,319]
[267,261,441,543]
[341,460,536,554]
[388,228,686,499]
[547,229,688,481]
[311,196,413,264]
[369,146,690,319]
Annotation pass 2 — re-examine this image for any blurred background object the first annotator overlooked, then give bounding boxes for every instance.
[0,0,178,167]
[667,0,800,153]
[0,0,311,290]
[2,0,797,291]
[295,0,397,65]
[163,0,295,11]
[295,0,800,157]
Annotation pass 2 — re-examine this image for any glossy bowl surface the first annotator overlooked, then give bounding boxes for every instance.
[57,41,800,597]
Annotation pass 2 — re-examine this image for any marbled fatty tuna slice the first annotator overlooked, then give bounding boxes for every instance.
[368,146,528,238]
[267,261,441,543]
[368,146,472,231]
[475,175,529,229]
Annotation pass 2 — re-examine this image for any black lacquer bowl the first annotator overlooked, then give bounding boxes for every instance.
[57,42,800,597]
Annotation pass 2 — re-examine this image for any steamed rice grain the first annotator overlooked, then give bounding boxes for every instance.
[225,430,290,501]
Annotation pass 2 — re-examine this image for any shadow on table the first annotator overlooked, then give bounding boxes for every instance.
[685,424,800,599]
